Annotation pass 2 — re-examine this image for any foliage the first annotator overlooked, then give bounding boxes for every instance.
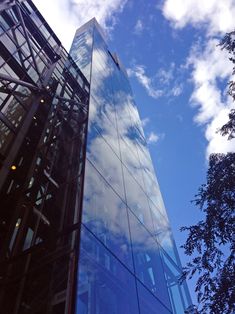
[181,153,235,313]
[182,31,235,314]
[220,109,235,140]
[220,31,235,140]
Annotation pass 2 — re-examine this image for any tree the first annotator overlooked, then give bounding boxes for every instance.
[220,30,235,141]
[181,153,235,313]
[220,109,235,140]
[181,31,235,314]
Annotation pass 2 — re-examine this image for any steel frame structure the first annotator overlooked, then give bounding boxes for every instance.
[0,1,89,313]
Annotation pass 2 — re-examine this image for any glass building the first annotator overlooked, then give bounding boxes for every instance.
[70,18,192,314]
[0,1,192,313]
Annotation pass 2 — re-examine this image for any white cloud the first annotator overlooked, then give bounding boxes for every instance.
[128,63,183,100]
[32,0,127,49]
[147,132,165,144]
[187,37,235,156]
[157,62,175,84]
[141,117,150,127]
[70,0,127,31]
[128,65,163,99]
[171,84,183,97]
[148,132,159,144]
[161,0,235,157]
[162,0,235,36]
[134,19,144,35]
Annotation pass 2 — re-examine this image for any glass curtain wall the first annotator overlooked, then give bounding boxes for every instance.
[70,19,192,314]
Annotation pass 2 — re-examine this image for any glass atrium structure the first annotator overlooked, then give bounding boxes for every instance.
[0,1,89,313]
[0,1,192,313]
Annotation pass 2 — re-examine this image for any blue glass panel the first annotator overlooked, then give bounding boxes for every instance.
[137,281,172,314]
[148,201,169,239]
[69,28,93,80]
[91,53,115,98]
[123,166,154,234]
[127,103,146,142]
[89,30,120,159]
[82,160,133,271]
[86,130,125,200]
[134,143,169,220]
[88,96,120,158]
[119,137,145,189]
[76,226,139,314]
[128,210,171,309]
[180,281,193,312]
[141,167,159,198]
[149,200,180,265]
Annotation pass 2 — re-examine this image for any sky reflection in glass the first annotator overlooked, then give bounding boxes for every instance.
[69,19,192,314]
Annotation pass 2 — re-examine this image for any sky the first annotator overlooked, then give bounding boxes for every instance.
[33,0,235,305]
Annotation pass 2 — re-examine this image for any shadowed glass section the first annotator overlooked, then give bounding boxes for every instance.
[137,281,172,314]
[76,226,139,314]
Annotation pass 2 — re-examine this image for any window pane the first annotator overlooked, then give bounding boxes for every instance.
[137,281,172,314]
[86,129,124,200]
[161,250,191,313]
[128,210,171,309]
[2,97,26,128]
[76,226,139,314]
[123,166,154,234]
[83,160,134,271]
[0,120,14,155]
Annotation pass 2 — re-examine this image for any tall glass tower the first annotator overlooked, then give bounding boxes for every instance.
[70,19,192,314]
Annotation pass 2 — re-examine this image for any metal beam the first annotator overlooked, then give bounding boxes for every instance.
[55,96,88,111]
[0,1,16,12]
[15,1,43,85]
[0,73,39,91]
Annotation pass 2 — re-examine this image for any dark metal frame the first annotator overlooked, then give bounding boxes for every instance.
[0,1,89,313]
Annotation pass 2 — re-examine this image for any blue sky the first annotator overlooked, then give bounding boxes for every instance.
[33,0,235,304]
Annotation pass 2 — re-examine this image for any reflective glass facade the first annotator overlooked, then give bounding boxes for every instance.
[70,19,192,314]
